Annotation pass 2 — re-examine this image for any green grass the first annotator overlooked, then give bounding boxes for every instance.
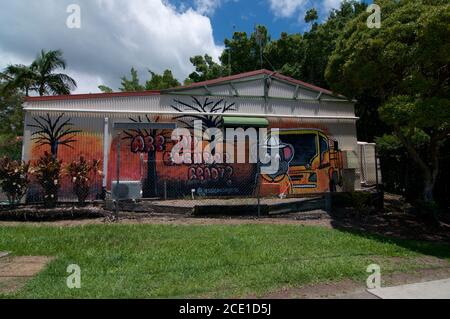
[0,223,449,298]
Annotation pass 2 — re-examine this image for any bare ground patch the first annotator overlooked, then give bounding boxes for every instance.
[0,256,54,294]
[0,214,334,228]
[256,256,450,299]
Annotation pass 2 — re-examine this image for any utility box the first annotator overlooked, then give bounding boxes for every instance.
[112,181,143,200]
[357,142,381,187]
[342,168,356,192]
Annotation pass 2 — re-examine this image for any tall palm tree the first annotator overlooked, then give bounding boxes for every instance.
[3,49,77,96]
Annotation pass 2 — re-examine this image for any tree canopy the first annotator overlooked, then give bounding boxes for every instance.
[99,68,181,92]
[185,1,367,88]
[2,49,77,96]
[326,0,450,203]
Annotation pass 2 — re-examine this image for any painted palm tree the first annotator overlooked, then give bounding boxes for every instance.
[28,113,80,158]
[3,50,77,96]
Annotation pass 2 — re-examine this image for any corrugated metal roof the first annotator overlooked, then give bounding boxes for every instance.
[25,69,346,102]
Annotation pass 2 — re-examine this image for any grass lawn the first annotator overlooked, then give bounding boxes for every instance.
[0,223,449,298]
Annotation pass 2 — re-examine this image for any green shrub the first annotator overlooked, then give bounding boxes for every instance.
[0,157,30,206]
[34,152,62,208]
[333,192,375,215]
[65,156,101,205]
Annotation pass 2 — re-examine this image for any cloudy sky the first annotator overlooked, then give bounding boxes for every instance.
[0,0,368,93]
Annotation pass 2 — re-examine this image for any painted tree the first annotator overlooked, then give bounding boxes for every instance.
[28,113,80,158]
[122,115,172,197]
[171,96,236,130]
[325,0,450,206]
[171,96,236,172]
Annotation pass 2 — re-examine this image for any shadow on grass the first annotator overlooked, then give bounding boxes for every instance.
[329,211,450,260]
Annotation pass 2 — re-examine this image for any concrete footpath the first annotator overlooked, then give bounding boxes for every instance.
[368,278,450,299]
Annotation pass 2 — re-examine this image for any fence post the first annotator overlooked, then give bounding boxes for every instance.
[375,145,379,191]
[115,132,121,222]
[256,134,261,218]
[164,180,167,200]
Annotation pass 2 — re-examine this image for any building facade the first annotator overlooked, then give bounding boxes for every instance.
[22,70,360,201]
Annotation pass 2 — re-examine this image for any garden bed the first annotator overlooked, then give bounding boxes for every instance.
[0,204,109,221]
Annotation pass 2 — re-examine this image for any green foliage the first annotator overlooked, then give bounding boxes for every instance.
[219,25,270,75]
[305,8,319,24]
[326,0,449,99]
[101,68,181,92]
[375,134,403,153]
[145,69,180,90]
[65,157,101,205]
[0,157,30,206]
[0,134,22,160]
[326,0,450,204]
[119,67,144,92]
[0,80,25,136]
[186,1,367,87]
[187,55,225,82]
[2,49,77,96]
[34,152,61,208]
[380,96,450,134]
[98,85,113,93]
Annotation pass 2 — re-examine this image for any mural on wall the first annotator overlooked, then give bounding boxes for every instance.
[28,113,80,158]
[25,110,344,199]
[26,113,105,201]
[259,129,343,196]
[167,97,257,196]
[122,115,172,197]
[171,96,236,130]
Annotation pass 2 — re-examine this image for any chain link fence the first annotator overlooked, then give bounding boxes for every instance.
[1,126,380,219]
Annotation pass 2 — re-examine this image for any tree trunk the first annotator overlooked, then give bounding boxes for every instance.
[144,150,158,198]
[39,82,45,96]
[51,142,58,159]
[422,172,435,202]
[395,128,440,205]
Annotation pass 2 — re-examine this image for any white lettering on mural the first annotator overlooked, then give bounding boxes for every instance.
[170,122,281,173]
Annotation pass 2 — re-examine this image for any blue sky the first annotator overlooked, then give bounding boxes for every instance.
[171,0,371,45]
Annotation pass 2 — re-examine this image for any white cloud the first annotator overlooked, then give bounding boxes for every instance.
[268,0,308,18]
[0,0,223,93]
[267,0,345,21]
[323,0,343,11]
[194,0,222,16]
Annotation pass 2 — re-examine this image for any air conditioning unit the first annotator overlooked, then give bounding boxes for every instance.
[357,142,382,187]
[112,181,143,200]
